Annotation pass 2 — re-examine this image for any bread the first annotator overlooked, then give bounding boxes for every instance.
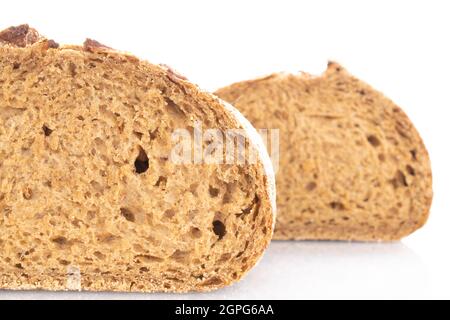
[215,62,432,241]
[0,25,276,292]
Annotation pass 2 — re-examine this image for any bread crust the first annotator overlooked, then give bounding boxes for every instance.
[216,62,432,241]
[0,24,41,47]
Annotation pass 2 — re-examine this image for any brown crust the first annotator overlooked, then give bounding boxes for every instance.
[46,39,60,49]
[159,63,189,84]
[83,38,112,52]
[0,24,41,47]
[0,271,229,293]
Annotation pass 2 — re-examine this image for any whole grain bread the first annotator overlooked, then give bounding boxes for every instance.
[215,62,432,241]
[0,25,276,292]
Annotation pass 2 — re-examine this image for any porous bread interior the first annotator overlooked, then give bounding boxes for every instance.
[215,63,432,241]
[0,42,273,292]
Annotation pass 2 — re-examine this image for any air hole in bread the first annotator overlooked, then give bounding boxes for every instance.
[410,149,417,161]
[149,128,159,141]
[133,131,143,140]
[367,135,381,147]
[164,97,186,117]
[51,236,68,246]
[222,182,236,204]
[170,250,189,263]
[390,170,408,188]
[86,210,96,220]
[190,227,202,238]
[59,259,70,266]
[155,176,167,188]
[406,165,415,176]
[134,146,149,174]
[42,125,53,136]
[189,183,199,195]
[164,209,175,219]
[166,276,183,283]
[213,220,226,240]
[378,153,386,162]
[329,201,345,210]
[208,185,220,197]
[133,243,145,253]
[120,208,136,222]
[192,273,205,280]
[12,62,20,69]
[22,187,33,200]
[68,62,77,77]
[306,181,317,191]
[219,253,232,262]
[239,196,258,217]
[135,254,163,263]
[389,207,399,215]
[97,233,119,243]
[93,251,106,260]
[90,180,104,193]
[200,276,223,286]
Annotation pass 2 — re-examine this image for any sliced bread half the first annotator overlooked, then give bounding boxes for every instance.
[0,25,275,292]
[216,62,432,241]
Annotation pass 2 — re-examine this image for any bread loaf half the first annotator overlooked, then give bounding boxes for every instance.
[0,25,275,292]
[216,62,432,241]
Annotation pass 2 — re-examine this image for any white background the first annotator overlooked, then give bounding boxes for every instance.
[0,0,449,300]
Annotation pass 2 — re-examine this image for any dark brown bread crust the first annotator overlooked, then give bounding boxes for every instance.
[83,38,112,52]
[0,24,41,47]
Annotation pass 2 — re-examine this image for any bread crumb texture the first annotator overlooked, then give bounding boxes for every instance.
[216,62,432,241]
[0,25,274,292]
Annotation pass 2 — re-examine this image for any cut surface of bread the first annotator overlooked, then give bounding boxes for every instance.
[0,25,275,292]
[216,62,432,241]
